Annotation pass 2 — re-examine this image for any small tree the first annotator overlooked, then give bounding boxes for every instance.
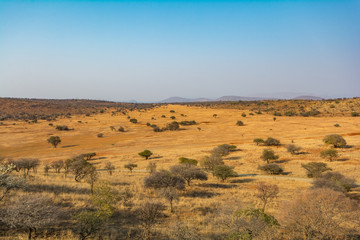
[0,163,26,201]
[146,162,157,174]
[50,160,64,173]
[139,150,153,160]
[138,201,166,240]
[255,182,279,211]
[301,162,332,178]
[47,136,61,148]
[264,137,280,146]
[253,138,264,146]
[320,149,339,162]
[261,149,279,164]
[286,144,301,155]
[124,163,137,173]
[166,121,180,131]
[323,134,347,148]
[105,161,115,175]
[170,165,207,186]
[200,154,224,172]
[158,187,179,213]
[213,165,237,182]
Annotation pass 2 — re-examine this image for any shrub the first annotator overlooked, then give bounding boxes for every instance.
[312,172,356,193]
[158,187,179,213]
[144,170,185,190]
[323,134,346,148]
[139,150,153,160]
[138,201,166,240]
[118,126,125,132]
[273,112,282,116]
[124,163,137,173]
[170,116,176,120]
[97,133,103,138]
[284,110,296,116]
[56,125,70,131]
[50,160,64,173]
[179,157,198,166]
[105,162,115,175]
[170,165,207,186]
[286,144,301,155]
[129,118,138,123]
[146,162,157,174]
[258,164,283,175]
[179,120,196,126]
[47,136,61,148]
[211,144,237,156]
[170,110,175,113]
[166,121,180,131]
[200,154,224,172]
[253,138,264,146]
[264,137,280,146]
[236,120,244,126]
[320,149,339,162]
[334,123,340,127]
[213,165,237,182]
[301,162,332,178]
[351,111,359,117]
[241,113,246,117]
[261,149,279,164]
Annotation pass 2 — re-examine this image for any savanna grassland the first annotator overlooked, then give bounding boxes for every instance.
[1,98,360,240]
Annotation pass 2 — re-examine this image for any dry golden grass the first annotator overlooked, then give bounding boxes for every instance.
[1,102,359,239]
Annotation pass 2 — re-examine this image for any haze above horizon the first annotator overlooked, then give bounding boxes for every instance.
[1,0,359,102]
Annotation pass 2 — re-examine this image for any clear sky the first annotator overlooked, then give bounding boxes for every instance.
[1,0,359,102]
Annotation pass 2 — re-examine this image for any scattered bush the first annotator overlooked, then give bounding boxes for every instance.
[241,113,246,117]
[320,149,339,162]
[213,165,237,182]
[351,111,359,117]
[97,133,103,138]
[200,154,224,172]
[179,120,196,126]
[286,144,301,155]
[166,121,180,131]
[258,164,283,175]
[124,163,137,173]
[255,182,279,211]
[312,172,356,193]
[264,137,280,146]
[105,161,115,175]
[301,162,332,178]
[129,118,138,123]
[334,123,340,127]
[170,165,207,186]
[179,157,198,166]
[56,125,70,131]
[236,120,244,126]
[323,134,346,148]
[253,138,264,146]
[144,170,185,190]
[211,144,237,156]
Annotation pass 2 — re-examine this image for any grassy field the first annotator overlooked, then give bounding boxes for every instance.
[1,101,360,239]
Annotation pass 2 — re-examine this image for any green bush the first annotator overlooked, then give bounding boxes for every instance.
[264,137,280,146]
[323,134,346,148]
[258,164,283,175]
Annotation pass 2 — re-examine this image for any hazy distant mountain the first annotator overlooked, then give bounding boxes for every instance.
[159,97,213,103]
[159,94,324,103]
[216,96,265,101]
[292,95,324,100]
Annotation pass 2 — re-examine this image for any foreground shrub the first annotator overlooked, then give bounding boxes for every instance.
[258,164,283,175]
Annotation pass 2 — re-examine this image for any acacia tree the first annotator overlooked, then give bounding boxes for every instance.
[301,162,332,178]
[286,144,302,155]
[0,195,63,240]
[255,182,279,211]
[0,163,25,201]
[170,165,207,186]
[47,136,61,148]
[261,149,279,164]
[124,163,137,173]
[158,187,179,213]
[104,161,115,175]
[139,150,153,160]
[50,160,64,173]
[323,134,347,148]
[200,154,224,173]
[138,201,166,240]
[144,170,185,190]
[213,165,237,182]
[320,149,339,162]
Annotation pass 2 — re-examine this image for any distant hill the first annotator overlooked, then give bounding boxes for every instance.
[160,94,324,103]
[292,95,324,100]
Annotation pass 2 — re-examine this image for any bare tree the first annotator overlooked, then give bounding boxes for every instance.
[281,188,360,239]
[144,170,185,190]
[138,201,166,240]
[0,194,63,240]
[104,161,115,175]
[158,187,179,213]
[170,165,207,186]
[255,182,279,211]
[50,160,64,173]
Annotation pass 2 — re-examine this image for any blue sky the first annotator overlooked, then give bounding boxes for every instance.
[1,0,359,102]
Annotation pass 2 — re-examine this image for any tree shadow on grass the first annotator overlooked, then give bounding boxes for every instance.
[26,183,90,195]
[231,178,254,184]
[226,156,242,160]
[61,145,78,148]
[182,190,220,198]
[198,183,237,189]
